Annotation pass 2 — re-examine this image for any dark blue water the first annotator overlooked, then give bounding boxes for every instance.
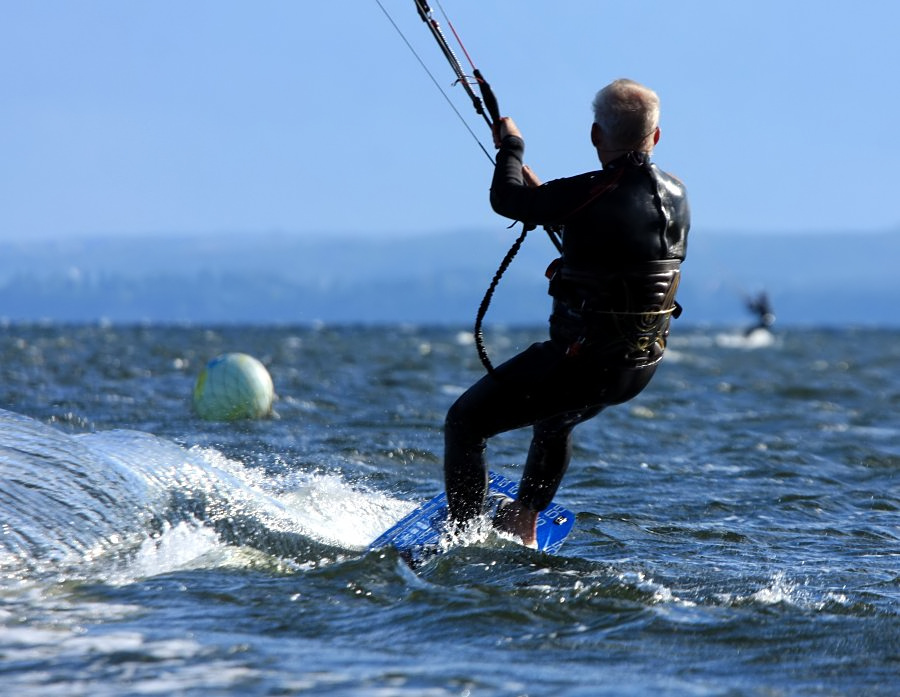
[1,323,897,696]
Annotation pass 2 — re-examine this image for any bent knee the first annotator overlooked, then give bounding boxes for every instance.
[444,398,472,438]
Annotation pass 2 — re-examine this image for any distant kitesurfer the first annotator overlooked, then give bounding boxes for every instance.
[443,79,691,546]
[745,291,775,336]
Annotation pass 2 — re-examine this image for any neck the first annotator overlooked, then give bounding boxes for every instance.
[599,149,651,167]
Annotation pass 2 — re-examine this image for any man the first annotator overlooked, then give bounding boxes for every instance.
[443,78,690,546]
[745,291,775,336]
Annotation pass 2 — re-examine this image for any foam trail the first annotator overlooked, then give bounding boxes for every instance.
[0,408,413,580]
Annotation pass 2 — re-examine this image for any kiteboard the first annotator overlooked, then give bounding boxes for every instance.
[369,471,574,565]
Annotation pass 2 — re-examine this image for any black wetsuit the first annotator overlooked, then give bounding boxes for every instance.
[444,134,690,522]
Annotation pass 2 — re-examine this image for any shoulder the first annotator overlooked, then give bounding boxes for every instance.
[651,164,688,195]
[543,170,603,190]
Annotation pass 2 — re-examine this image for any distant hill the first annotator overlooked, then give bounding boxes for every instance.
[0,228,897,326]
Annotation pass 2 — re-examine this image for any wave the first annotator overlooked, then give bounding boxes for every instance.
[0,408,412,583]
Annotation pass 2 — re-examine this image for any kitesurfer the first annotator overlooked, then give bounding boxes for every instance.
[443,79,691,547]
[745,291,775,336]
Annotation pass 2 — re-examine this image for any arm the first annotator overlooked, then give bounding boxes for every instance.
[489,117,586,226]
[489,132,529,219]
[489,115,548,222]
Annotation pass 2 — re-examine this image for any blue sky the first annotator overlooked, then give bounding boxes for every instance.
[2,1,899,241]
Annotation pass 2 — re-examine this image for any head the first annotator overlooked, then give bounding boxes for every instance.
[591,79,660,158]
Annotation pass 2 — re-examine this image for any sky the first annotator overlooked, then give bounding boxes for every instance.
[2,0,899,242]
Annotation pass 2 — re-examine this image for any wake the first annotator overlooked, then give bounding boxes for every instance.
[0,408,412,583]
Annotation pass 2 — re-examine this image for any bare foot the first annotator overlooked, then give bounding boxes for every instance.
[493,499,538,549]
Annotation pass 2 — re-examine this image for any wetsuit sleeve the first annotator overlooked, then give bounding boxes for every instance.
[490,135,592,226]
[489,135,529,219]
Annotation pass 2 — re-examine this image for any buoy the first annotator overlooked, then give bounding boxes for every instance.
[193,353,275,421]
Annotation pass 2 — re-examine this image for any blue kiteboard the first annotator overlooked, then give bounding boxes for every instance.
[369,471,574,565]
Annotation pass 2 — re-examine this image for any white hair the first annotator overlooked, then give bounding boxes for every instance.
[592,79,660,151]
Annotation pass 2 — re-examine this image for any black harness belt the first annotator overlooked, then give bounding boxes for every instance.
[548,260,683,366]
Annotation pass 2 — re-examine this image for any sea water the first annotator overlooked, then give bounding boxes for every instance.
[1,323,897,696]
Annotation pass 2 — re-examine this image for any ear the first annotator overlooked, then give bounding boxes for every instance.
[591,122,602,148]
[652,127,661,146]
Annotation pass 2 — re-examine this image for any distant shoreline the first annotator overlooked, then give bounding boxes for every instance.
[1,229,896,327]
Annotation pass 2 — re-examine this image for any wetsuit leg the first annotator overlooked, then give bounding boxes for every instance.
[515,362,659,509]
[516,406,603,511]
[443,408,491,523]
[444,341,564,523]
[444,340,660,523]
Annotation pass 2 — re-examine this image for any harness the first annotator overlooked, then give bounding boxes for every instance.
[550,261,682,365]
